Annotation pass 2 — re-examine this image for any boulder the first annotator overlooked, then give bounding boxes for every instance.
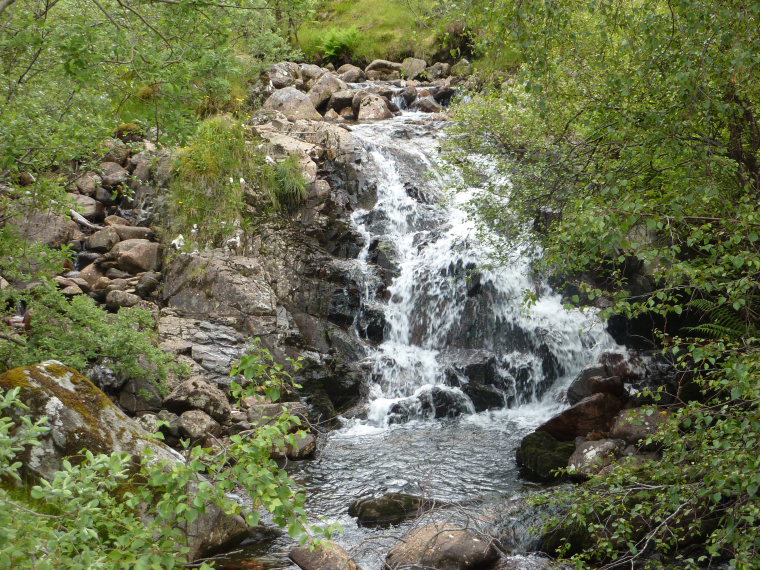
[273,431,317,460]
[568,439,625,476]
[323,108,341,120]
[263,87,321,121]
[266,62,301,89]
[87,226,121,252]
[599,351,640,380]
[451,58,473,76]
[401,57,427,79]
[136,271,161,298]
[565,364,607,404]
[112,224,155,241]
[609,408,668,445]
[179,409,222,442]
[348,492,440,528]
[289,541,363,570]
[328,89,356,112]
[365,60,403,77]
[357,93,393,120]
[118,376,163,414]
[299,63,326,89]
[537,392,625,441]
[0,362,249,561]
[426,62,451,79]
[462,382,504,412]
[338,64,365,83]
[105,289,142,310]
[69,193,105,221]
[386,523,498,570]
[101,138,130,165]
[101,161,130,188]
[515,430,575,481]
[247,401,310,428]
[163,377,231,422]
[112,238,162,273]
[308,73,348,109]
[75,171,102,196]
[11,211,78,248]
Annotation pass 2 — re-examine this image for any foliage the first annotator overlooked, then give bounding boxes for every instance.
[447,0,760,567]
[169,116,309,249]
[230,337,303,403]
[312,26,360,65]
[0,283,175,393]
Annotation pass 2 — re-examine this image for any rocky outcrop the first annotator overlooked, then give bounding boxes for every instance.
[0,362,250,560]
[386,524,499,570]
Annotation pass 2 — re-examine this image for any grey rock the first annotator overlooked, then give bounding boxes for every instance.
[112,224,155,241]
[119,376,163,414]
[568,438,626,476]
[411,95,443,113]
[386,523,498,570]
[308,73,348,109]
[263,88,321,121]
[10,211,78,248]
[87,226,121,252]
[164,377,231,422]
[179,409,221,441]
[609,408,668,445]
[266,62,301,89]
[101,138,130,165]
[105,289,142,310]
[401,57,427,79]
[75,171,103,196]
[357,93,393,120]
[290,541,363,570]
[112,238,162,273]
[101,162,130,188]
[69,193,106,222]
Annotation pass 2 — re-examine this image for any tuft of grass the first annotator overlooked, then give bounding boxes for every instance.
[269,154,308,213]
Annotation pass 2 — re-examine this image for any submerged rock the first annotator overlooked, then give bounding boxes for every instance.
[386,523,498,570]
[348,492,441,528]
[289,541,363,570]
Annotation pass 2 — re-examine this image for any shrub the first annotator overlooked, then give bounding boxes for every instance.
[318,27,360,65]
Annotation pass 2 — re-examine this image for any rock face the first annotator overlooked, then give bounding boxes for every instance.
[0,362,249,561]
[290,541,363,570]
[386,524,499,570]
[348,492,440,528]
[537,392,624,441]
[515,430,575,480]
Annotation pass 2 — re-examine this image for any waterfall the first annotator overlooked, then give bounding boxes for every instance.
[345,114,615,425]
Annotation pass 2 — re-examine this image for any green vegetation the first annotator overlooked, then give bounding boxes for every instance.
[298,0,443,64]
[169,116,308,249]
[0,343,334,567]
[448,0,760,567]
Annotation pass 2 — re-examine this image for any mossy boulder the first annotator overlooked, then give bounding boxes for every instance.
[348,492,442,528]
[0,362,249,561]
[515,430,575,481]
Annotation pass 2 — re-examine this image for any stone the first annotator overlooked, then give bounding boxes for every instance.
[274,431,317,460]
[179,409,222,441]
[112,239,162,273]
[386,523,498,570]
[104,215,130,226]
[411,95,443,113]
[599,351,640,380]
[164,377,231,422]
[0,362,249,561]
[566,364,607,404]
[86,363,126,391]
[118,376,163,414]
[365,59,404,74]
[348,492,440,528]
[79,263,105,287]
[101,138,130,165]
[568,439,625,476]
[308,73,348,109]
[609,408,668,445]
[69,193,106,221]
[10,211,78,248]
[328,89,356,112]
[266,62,301,89]
[425,62,451,79]
[130,152,153,183]
[357,93,393,120]
[323,108,341,120]
[401,57,427,79]
[516,430,575,481]
[263,87,321,121]
[136,271,161,298]
[462,382,504,412]
[289,541,363,570]
[101,161,130,188]
[247,401,310,428]
[538,392,625,441]
[60,284,83,296]
[112,224,155,241]
[105,289,142,310]
[451,58,473,76]
[75,171,102,196]
[299,63,326,89]
[337,63,365,83]
[87,226,121,251]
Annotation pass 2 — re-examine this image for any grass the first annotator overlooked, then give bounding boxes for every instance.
[298,0,445,65]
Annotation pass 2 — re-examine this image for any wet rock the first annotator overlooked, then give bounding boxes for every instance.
[274,431,317,460]
[101,161,130,188]
[135,271,161,298]
[609,408,668,446]
[289,541,363,570]
[441,349,498,386]
[599,351,641,380]
[568,438,625,476]
[495,556,572,570]
[179,409,222,442]
[434,86,457,106]
[537,392,625,441]
[516,430,575,481]
[401,57,427,80]
[411,95,443,113]
[389,387,471,422]
[266,62,301,89]
[386,523,498,570]
[566,364,607,404]
[348,492,440,528]
[70,193,105,221]
[357,306,385,343]
[308,73,348,109]
[164,378,231,422]
[328,89,356,113]
[105,289,142,310]
[75,171,102,196]
[328,283,360,327]
[357,93,393,120]
[338,63,365,83]
[87,226,121,252]
[263,87,321,121]
[462,382,504,412]
[118,376,163,414]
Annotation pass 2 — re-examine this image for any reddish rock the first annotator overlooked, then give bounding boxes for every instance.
[537,392,624,441]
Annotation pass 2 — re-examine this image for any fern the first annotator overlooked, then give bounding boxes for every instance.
[683,296,760,340]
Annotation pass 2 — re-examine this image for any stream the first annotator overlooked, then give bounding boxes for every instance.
[227,107,617,569]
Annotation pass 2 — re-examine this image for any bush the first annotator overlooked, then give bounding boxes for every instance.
[318,27,360,65]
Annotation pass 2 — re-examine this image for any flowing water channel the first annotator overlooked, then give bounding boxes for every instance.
[229,108,618,569]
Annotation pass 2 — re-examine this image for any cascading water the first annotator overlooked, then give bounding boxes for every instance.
[239,102,619,569]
